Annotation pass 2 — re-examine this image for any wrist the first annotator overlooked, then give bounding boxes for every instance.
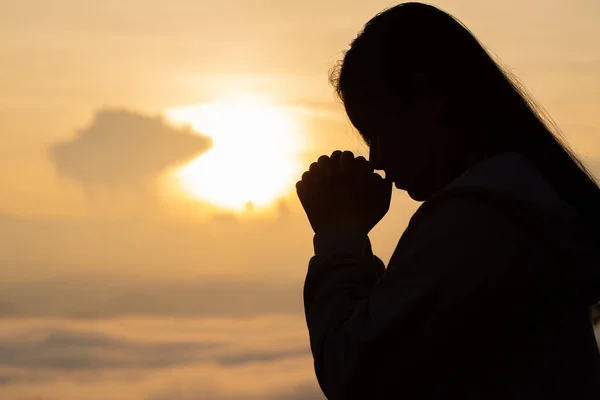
[313,224,368,257]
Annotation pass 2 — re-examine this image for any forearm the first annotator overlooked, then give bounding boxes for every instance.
[303,252,384,399]
[303,250,454,400]
[306,228,385,347]
[304,227,386,399]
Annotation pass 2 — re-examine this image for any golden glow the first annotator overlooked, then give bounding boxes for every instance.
[165,95,304,212]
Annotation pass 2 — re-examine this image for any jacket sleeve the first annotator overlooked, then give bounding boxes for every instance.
[303,196,530,399]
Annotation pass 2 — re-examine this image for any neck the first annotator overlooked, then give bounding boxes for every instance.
[410,140,496,202]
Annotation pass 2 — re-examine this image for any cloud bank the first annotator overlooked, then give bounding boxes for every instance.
[0,316,324,400]
[49,108,212,189]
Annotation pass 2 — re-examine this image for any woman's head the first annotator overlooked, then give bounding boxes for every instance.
[333,3,522,199]
[333,1,600,243]
[332,2,571,201]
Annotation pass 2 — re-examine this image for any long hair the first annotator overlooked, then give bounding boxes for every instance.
[330,2,600,240]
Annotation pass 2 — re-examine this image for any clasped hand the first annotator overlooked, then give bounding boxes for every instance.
[296,150,392,236]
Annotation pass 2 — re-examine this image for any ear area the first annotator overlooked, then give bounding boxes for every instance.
[407,73,448,113]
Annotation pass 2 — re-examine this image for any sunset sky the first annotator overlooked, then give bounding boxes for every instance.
[1,0,599,398]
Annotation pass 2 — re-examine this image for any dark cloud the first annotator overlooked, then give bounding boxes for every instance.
[215,348,310,367]
[0,321,309,373]
[0,328,221,371]
[49,108,212,188]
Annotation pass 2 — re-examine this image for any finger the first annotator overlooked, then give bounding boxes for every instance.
[330,150,343,175]
[371,171,388,183]
[316,155,332,179]
[317,155,331,170]
[295,180,309,207]
[368,171,389,190]
[339,151,355,174]
[301,170,326,186]
[341,150,354,161]
[317,155,330,165]
[371,171,383,181]
[301,170,313,182]
[330,150,353,175]
[353,155,371,175]
[371,172,393,192]
[355,155,369,167]
[310,162,331,182]
[330,150,343,161]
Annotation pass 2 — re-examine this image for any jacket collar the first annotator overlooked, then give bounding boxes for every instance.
[439,151,576,216]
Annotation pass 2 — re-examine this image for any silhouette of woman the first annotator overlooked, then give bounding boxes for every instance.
[296,3,600,399]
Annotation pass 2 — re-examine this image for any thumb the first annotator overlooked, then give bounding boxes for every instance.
[372,173,393,201]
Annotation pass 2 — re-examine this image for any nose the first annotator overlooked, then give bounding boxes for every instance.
[369,139,385,171]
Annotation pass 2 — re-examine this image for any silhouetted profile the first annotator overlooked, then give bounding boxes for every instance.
[296,2,600,399]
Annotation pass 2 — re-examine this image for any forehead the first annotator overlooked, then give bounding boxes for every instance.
[344,98,402,133]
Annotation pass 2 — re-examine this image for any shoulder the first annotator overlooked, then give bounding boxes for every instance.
[406,190,529,245]
[386,190,537,298]
[388,190,536,271]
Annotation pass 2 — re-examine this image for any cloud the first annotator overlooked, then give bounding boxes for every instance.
[49,108,212,189]
[215,348,310,367]
[0,329,220,371]
[0,316,323,400]
[0,316,310,371]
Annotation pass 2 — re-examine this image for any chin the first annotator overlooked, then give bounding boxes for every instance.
[394,178,429,202]
[406,188,429,202]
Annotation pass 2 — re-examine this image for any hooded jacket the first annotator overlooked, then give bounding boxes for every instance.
[303,152,600,399]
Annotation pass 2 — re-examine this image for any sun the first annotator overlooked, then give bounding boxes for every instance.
[164,95,304,212]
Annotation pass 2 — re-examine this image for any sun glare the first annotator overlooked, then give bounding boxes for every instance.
[165,95,304,212]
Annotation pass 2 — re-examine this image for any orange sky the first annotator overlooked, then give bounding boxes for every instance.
[0,1,599,398]
[1,0,599,217]
[0,0,598,276]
